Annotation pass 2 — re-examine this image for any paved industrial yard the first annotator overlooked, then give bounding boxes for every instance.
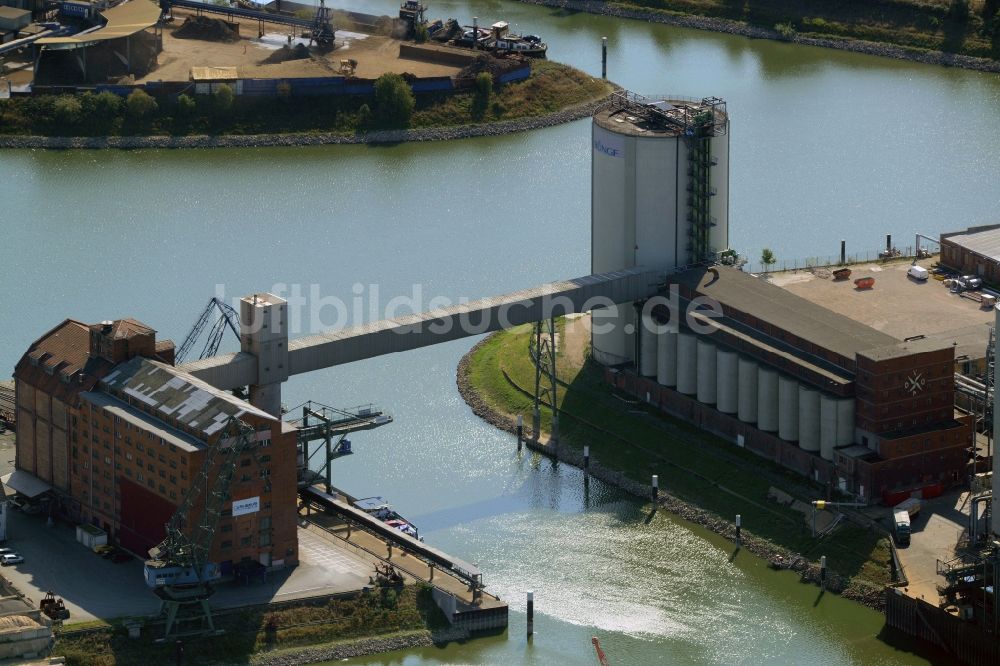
[894,492,968,602]
[140,10,460,84]
[770,257,994,358]
[0,510,375,623]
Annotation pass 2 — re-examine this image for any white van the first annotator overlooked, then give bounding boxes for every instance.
[907,265,929,281]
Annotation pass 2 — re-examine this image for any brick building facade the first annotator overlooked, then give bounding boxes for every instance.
[13,318,299,571]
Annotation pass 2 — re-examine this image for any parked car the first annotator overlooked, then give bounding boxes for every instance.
[0,548,15,556]
[1,554,24,566]
[907,265,929,281]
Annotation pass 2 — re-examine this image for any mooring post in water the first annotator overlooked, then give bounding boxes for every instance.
[527,590,534,637]
[651,474,659,502]
[840,239,846,264]
[886,234,892,252]
[602,36,607,79]
[735,514,742,548]
[516,414,523,451]
[820,555,827,590]
[472,16,478,50]
[584,445,590,471]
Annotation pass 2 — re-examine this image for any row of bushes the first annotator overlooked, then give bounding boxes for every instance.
[0,71,499,137]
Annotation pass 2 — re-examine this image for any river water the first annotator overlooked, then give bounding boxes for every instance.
[2,1,999,663]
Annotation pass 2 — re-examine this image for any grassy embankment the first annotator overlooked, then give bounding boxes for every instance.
[467,320,892,594]
[55,584,448,666]
[598,0,1000,60]
[0,60,611,137]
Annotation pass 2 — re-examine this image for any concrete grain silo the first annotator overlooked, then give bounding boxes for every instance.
[591,91,729,366]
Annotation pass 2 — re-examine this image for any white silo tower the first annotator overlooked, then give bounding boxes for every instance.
[591,91,730,366]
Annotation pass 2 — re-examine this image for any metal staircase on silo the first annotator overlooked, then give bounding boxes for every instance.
[684,97,725,264]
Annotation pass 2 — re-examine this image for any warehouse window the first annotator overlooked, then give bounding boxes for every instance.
[136,442,144,451]
[137,472,144,482]
[147,463,154,472]
[259,468,270,480]
[221,524,232,533]
[159,484,166,494]
[104,456,111,465]
[125,469,132,478]
[158,454,165,463]
[259,531,271,547]
[170,475,176,485]
[221,541,232,550]
[126,453,133,461]
[241,536,252,546]
[170,491,177,500]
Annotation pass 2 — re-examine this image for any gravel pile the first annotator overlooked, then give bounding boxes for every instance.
[262,43,311,64]
[174,16,240,43]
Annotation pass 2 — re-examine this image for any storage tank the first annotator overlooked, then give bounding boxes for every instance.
[836,399,855,446]
[696,340,717,404]
[676,332,698,395]
[716,349,738,414]
[657,330,677,386]
[591,92,730,367]
[757,368,779,432]
[820,395,838,461]
[798,387,821,452]
[737,358,758,423]
[778,376,799,441]
[639,315,657,377]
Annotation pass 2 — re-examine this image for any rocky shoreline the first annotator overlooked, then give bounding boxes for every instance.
[456,333,886,611]
[0,92,613,150]
[517,0,1000,73]
[249,628,468,666]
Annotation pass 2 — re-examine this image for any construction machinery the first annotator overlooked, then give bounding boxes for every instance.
[174,297,240,365]
[143,416,258,639]
[39,592,69,621]
[339,58,358,76]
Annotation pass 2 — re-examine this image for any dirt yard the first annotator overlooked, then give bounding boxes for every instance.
[139,9,459,83]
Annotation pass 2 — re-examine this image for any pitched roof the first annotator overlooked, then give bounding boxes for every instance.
[101,356,273,439]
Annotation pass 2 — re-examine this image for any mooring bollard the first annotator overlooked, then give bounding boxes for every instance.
[820,555,827,590]
[584,445,590,471]
[527,590,534,637]
[516,414,523,451]
[601,36,607,79]
[651,475,659,502]
[735,514,742,548]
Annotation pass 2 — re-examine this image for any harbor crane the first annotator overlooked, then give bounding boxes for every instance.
[175,297,240,364]
[144,416,258,639]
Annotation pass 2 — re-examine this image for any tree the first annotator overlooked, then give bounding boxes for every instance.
[126,89,158,119]
[760,247,777,272]
[356,103,373,130]
[373,73,415,128]
[93,91,122,117]
[53,95,82,125]
[471,72,492,120]
[213,84,235,114]
[176,94,196,117]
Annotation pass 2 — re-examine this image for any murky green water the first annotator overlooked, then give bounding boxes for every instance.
[3,1,999,663]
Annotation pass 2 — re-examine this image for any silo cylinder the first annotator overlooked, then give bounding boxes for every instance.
[737,358,758,423]
[676,332,698,395]
[696,340,717,404]
[757,368,779,432]
[820,395,838,461]
[639,315,657,377]
[657,330,677,387]
[778,376,799,441]
[836,399,855,446]
[798,387,820,452]
[716,350,738,414]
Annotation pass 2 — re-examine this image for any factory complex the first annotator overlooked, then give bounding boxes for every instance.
[589,91,976,505]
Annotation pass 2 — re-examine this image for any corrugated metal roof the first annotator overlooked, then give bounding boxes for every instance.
[943,226,1000,262]
[37,0,160,48]
[0,7,30,19]
[81,389,204,452]
[674,267,899,361]
[101,356,271,438]
[190,66,238,81]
